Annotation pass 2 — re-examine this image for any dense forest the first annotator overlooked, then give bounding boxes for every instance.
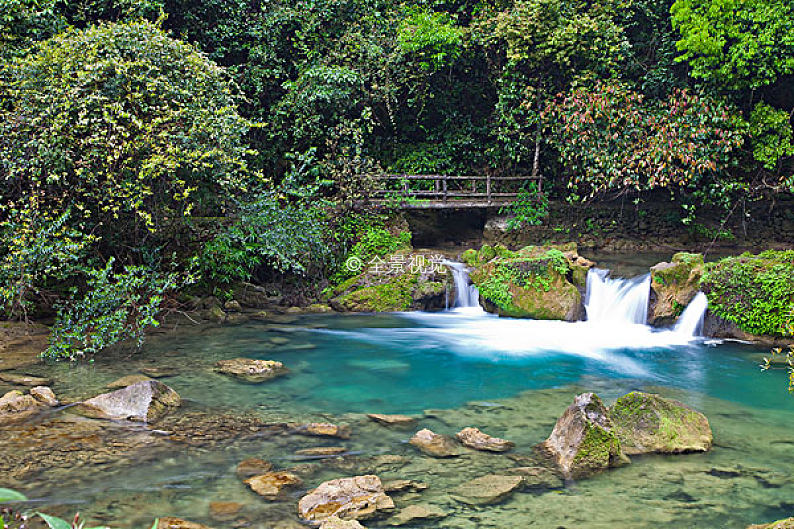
[1,0,793,357]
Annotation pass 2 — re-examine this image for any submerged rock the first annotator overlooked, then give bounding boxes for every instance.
[541,393,628,478]
[389,504,445,525]
[451,474,523,505]
[469,244,584,320]
[236,457,273,478]
[208,501,243,521]
[609,392,713,454]
[157,518,212,529]
[1,390,45,423]
[214,358,288,383]
[244,471,302,498]
[293,422,352,439]
[73,380,181,423]
[295,446,347,457]
[748,518,794,529]
[298,475,395,524]
[106,374,153,389]
[319,517,366,529]
[649,252,704,326]
[382,479,428,494]
[30,386,58,407]
[0,372,52,387]
[140,366,179,378]
[366,413,416,428]
[409,428,462,458]
[455,427,514,452]
[501,466,564,489]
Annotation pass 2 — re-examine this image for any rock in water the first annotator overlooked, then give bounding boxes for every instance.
[389,504,445,525]
[293,422,352,439]
[214,358,288,383]
[106,374,153,389]
[244,471,302,498]
[74,380,181,423]
[320,518,366,529]
[748,518,794,529]
[0,372,53,387]
[366,413,416,428]
[30,386,59,407]
[157,518,212,529]
[649,253,704,327]
[236,457,273,478]
[409,428,462,457]
[298,475,395,523]
[1,387,59,424]
[451,474,523,505]
[609,392,713,454]
[456,427,514,452]
[541,393,628,478]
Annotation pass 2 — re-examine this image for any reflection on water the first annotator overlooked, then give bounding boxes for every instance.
[2,311,793,529]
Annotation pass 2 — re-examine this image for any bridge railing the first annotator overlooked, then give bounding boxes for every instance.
[371,174,542,208]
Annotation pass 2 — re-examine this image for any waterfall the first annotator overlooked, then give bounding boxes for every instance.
[443,261,481,309]
[674,292,708,337]
[585,268,650,325]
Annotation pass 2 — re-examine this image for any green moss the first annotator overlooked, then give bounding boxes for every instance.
[672,252,704,266]
[461,249,478,267]
[340,274,418,312]
[700,250,794,336]
[572,421,622,471]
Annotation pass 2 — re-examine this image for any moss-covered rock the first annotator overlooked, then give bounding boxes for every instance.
[609,392,712,454]
[649,252,704,326]
[748,518,794,529]
[330,250,448,312]
[468,244,591,320]
[541,393,628,479]
[700,250,794,338]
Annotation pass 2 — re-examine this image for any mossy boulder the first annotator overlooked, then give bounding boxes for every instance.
[609,392,713,454]
[700,250,794,339]
[649,252,704,326]
[468,244,591,320]
[541,393,628,479]
[330,250,448,312]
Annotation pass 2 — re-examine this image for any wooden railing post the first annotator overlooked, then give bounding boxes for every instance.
[486,174,492,205]
[443,175,448,203]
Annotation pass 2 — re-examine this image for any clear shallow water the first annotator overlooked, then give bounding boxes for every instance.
[3,311,793,528]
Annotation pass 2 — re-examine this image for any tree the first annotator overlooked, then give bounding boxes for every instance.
[1,20,250,245]
[671,0,794,91]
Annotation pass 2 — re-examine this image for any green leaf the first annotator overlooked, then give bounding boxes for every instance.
[36,512,73,529]
[150,519,159,529]
[0,487,28,502]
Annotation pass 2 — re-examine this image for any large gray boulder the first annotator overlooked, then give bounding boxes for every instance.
[73,380,180,423]
[541,393,628,478]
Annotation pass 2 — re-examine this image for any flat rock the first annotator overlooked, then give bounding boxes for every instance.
[270,336,291,345]
[0,389,43,423]
[140,367,179,378]
[73,380,181,423]
[366,413,416,428]
[214,358,288,383]
[456,427,514,452]
[541,392,628,478]
[409,428,462,457]
[106,374,153,389]
[298,475,395,523]
[609,391,713,454]
[382,479,428,493]
[295,446,347,457]
[501,467,563,489]
[389,504,445,525]
[748,518,794,529]
[0,372,52,387]
[294,422,352,439]
[209,501,243,521]
[245,471,302,498]
[30,386,58,407]
[451,474,523,505]
[157,518,212,529]
[236,457,273,478]
[319,518,366,529]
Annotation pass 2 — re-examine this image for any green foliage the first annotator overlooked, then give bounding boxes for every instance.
[341,228,411,277]
[46,259,184,359]
[671,0,794,90]
[477,248,569,310]
[0,488,27,502]
[0,0,64,59]
[397,8,464,71]
[748,103,794,172]
[499,182,548,230]
[701,250,794,336]
[200,195,333,286]
[1,20,249,233]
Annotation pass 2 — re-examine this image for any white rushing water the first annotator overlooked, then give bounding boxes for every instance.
[443,260,483,312]
[674,292,708,336]
[585,268,651,324]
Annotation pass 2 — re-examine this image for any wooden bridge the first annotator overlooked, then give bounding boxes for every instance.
[372,174,543,209]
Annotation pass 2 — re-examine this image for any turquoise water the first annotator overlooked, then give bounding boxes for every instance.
[3,311,794,528]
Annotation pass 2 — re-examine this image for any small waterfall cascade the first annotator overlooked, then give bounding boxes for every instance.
[585,268,651,325]
[443,261,481,309]
[674,292,708,337]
